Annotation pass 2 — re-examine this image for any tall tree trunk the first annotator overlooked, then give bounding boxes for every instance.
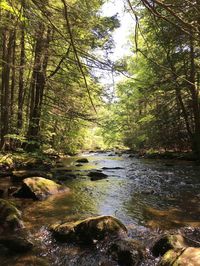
[1,25,14,149]
[18,8,25,130]
[10,30,16,129]
[26,25,51,150]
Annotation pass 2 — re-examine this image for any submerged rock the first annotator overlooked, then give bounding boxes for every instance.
[88,171,108,181]
[159,247,200,266]
[14,177,69,200]
[76,158,89,163]
[152,234,188,257]
[109,238,145,266]
[12,170,52,181]
[0,199,23,230]
[50,215,127,244]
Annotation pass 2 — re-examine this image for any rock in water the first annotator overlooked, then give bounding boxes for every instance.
[76,158,89,163]
[0,199,23,230]
[50,215,127,244]
[109,238,145,266]
[152,234,188,257]
[159,247,200,266]
[14,177,69,200]
[88,171,108,181]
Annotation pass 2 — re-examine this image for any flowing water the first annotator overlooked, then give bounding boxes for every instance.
[0,152,200,265]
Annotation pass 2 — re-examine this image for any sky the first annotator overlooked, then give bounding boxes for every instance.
[101,0,135,61]
[96,0,135,94]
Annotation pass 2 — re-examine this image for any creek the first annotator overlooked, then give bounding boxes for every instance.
[0,151,200,265]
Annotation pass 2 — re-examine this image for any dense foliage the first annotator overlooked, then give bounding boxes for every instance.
[0,0,119,153]
[102,0,200,159]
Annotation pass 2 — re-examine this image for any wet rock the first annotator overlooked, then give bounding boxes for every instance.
[12,170,52,181]
[0,199,23,230]
[88,171,108,181]
[56,173,77,181]
[76,158,89,163]
[13,177,69,200]
[159,247,200,266]
[109,238,144,266]
[50,215,127,244]
[102,167,124,170]
[152,234,188,257]
[0,233,33,253]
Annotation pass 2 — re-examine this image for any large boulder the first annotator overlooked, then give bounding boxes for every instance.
[108,238,145,266]
[152,234,188,257]
[159,247,200,266]
[88,171,108,181]
[50,215,127,244]
[14,177,69,200]
[0,199,23,230]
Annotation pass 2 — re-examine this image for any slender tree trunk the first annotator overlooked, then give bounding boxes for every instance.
[10,30,16,129]
[18,11,25,130]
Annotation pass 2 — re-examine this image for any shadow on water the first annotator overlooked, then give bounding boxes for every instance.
[0,152,200,265]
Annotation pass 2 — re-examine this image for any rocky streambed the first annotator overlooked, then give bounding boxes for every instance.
[0,151,200,265]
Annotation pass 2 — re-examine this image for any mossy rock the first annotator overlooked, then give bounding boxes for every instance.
[0,199,23,230]
[159,247,200,266]
[109,238,145,266]
[14,177,69,200]
[152,234,188,257]
[50,215,127,244]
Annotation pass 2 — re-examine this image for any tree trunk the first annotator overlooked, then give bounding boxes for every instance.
[26,25,51,150]
[17,10,25,130]
[0,25,14,149]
